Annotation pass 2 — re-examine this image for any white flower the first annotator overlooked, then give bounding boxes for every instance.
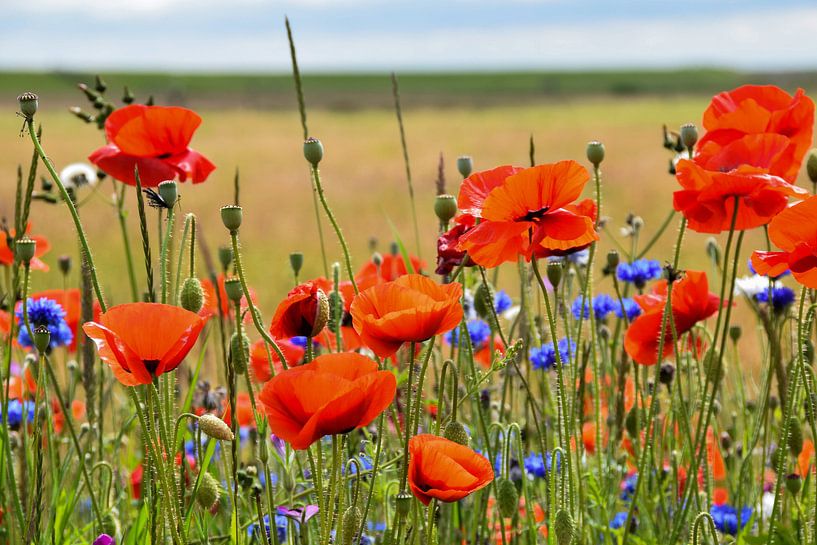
[734,274,779,298]
[60,163,97,190]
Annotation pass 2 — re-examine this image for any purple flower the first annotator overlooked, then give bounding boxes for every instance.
[277,504,319,523]
[93,535,115,545]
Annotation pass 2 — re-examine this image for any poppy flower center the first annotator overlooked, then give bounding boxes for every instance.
[519,206,549,222]
[143,359,161,375]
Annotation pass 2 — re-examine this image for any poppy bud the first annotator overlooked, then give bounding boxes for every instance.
[223,277,243,303]
[770,446,782,471]
[496,478,518,518]
[179,277,205,314]
[123,86,135,104]
[218,245,233,271]
[58,255,72,276]
[586,140,605,167]
[625,406,639,438]
[803,340,814,364]
[69,107,94,123]
[196,472,220,509]
[805,394,817,422]
[230,332,250,374]
[94,74,107,93]
[303,137,324,166]
[220,205,243,232]
[341,506,363,545]
[788,418,803,456]
[15,237,36,264]
[18,92,38,119]
[101,509,120,538]
[705,237,721,266]
[457,156,473,178]
[680,123,698,149]
[546,261,563,288]
[729,325,741,343]
[807,149,817,183]
[372,252,383,267]
[606,250,619,270]
[443,422,470,446]
[289,252,304,276]
[659,362,675,386]
[199,414,234,441]
[786,473,802,495]
[33,326,51,354]
[473,281,494,320]
[434,194,458,224]
[389,242,399,256]
[554,510,575,545]
[158,180,178,206]
[395,492,413,517]
[720,431,732,451]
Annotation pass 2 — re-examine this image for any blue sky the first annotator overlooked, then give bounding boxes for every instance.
[3,0,816,72]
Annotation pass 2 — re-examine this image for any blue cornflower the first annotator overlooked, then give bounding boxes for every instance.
[523,451,561,478]
[755,286,796,311]
[620,472,638,501]
[0,399,35,427]
[710,504,753,535]
[572,294,618,321]
[617,259,662,288]
[610,512,632,530]
[445,320,491,349]
[346,455,373,474]
[16,297,73,350]
[248,514,289,542]
[530,339,575,370]
[494,290,513,314]
[614,297,642,320]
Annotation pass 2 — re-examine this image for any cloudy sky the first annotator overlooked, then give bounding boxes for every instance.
[3,0,816,72]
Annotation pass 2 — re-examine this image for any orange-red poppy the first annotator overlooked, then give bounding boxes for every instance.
[200,275,255,320]
[356,253,426,288]
[456,162,598,268]
[259,352,396,450]
[250,338,304,383]
[752,195,817,288]
[0,228,50,271]
[269,281,327,339]
[88,105,215,187]
[0,310,9,338]
[304,277,364,351]
[21,289,102,352]
[350,274,463,358]
[673,160,808,234]
[83,303,207,386]
[53,399,85,434]
[696,85,814,183]
[798,439,815,477]
[624,270,720,365]
[706,427,727,481]
[223,391,257,428]
[407,434,494,505]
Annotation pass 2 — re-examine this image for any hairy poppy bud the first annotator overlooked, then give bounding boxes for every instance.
[473,281,494,320]
[197,472,221,509]
[496,478,518,518]
[546,261,563,288]
[554,509,575,545]
[443,422,470,446]
[788,418,803,456]
[101,509,120,537]
[220,205,243,232]
[33,325,50,354]
[123,86,135,104]
[395,492,412,517]
[457,156,473,178]
[15,237,36,264]
[705,237,721,266]
[434,194,458,224]
[199,414,234,441]
[289,252,304,276]
[786,473,802,495]
[218,245,233,271]
[720,431,732,451]
[586,140,605,167]
[179,277,204,313]
[803,340,814,365]
[303,137,324,166]
[625,406,639,438]
[18,92,38,119]
[341,506,363,545]
[223,277,243,303]
[807,149,817,183]
[680,123,698,149]
[230,332,250,374]
[158,180,178,206]
[58,255,72,275]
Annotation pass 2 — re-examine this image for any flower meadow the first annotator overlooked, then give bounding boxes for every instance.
[5,38,817,545]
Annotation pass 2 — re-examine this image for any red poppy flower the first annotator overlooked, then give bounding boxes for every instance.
[53,399,85,434]
[21,289,101,352]
[436,215,475,275]
[475,335,505,369]
[798,439,815,477]
[697,85,814,183]
[0,229,50,271]
[269,281,328,339]
[673,159,808,234]
[88,105,215,187]
[83,303,207,386]
[356,253,426,289]
[130,463,144,500]
[456,162,598,268]
[200,275,256,321]
[223,391,257,428]
[752,195,817,288]
[0,310,9,338]
[407,434,494,505]
[624,270,721,365]
[350,274,463,358]
[259,352,396,450]
[304,277,364,351]
[250,338,304,383]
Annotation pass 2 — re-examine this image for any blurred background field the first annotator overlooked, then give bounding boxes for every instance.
[1,69,813,368]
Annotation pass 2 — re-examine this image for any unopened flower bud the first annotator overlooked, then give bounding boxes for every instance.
[434,194,458,224]
[220,205,243,232]
[473,282,494,320]
[546,261,563,288]
[680,123,698,149]
[223,277,243,303]
[606,250,620,270]
[496,478,518,518]
[659,362,675,386]
[179,277,204,313]
[788,417,804,456]
[230,332,250,374]
[554,509,575,545]
[729,325,742,343]
[443,421,470,446]
[123,86,135,104]
[15,237,36,264]
[786,473,802,495]
[218,246,233,271]
[705,237,721,266]
[586,140,605,167]
[457,156,473,178]
[158,180,178,206]
[199,414,234,441]
[94,74,107,93]
[372,252,383,267]
[341,506,363,545]
[196,471,221,509]
[18,92,38,118]
[303,137,324,166]
[58,255,72,275]
[289,252,304,276]
[803,339,814,365]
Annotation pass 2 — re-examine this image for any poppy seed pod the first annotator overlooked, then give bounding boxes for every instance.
[15,237,37,264]
[554,510,575,545]
[303,137,324,166]
[220,205,243,232]
[18,92,38,118]
[158,180,178,206]
[729,325,742,343]
[434,194,458,224]
[457,155,473,178]
[443,421,470,446]
[58,255,72,275]
[496,478,518,518]
[680,123,698,149]
[218,245,233,271]
[606,250,619,270]
[33,325,51,354]
[546,261,563,288]
[586,140,605,167]
[395,492,413,517]
[289,252,304,276]
[786,473,802,495]
[659,362,675,386]
[199,414,234,441]
[179,277,204,313]
[807,149,817,183]
[223,277,243,303]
